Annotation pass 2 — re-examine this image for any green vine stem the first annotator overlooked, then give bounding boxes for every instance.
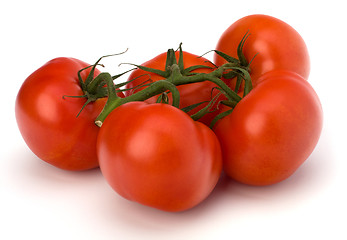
[93,61,253,127]
[95,76,180,127]
[86,37,254,127]
[167,63,243,103]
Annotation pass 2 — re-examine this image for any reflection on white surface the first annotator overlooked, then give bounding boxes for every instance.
[2,125,340,240]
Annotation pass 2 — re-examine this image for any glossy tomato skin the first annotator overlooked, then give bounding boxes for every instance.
[214,14,310,87]
[15,57,120,171]
[125,51,222,126]
[97,102,222,212]
[214,71,322,186]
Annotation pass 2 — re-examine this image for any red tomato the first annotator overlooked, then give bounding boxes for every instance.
[214,14,310,87]
[214,71,322,186]
[97,102,222,212]
[15,57,123,171]
[125,51,223,125]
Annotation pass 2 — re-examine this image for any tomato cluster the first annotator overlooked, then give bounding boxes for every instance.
[15,14,323,212]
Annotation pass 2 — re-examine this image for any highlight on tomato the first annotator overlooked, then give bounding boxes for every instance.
[214,14,310,89]
[97,102,223,212]
[15,57,124,171]
[213,70,323,186]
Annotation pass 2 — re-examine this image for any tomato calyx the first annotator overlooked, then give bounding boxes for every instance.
[213,31,257,92]
[123,43,215,80]
[214,31,251,68]
[208,67,253,129]
[63,53,130,117]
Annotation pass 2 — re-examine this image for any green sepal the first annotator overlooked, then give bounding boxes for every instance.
[190,91,223,121]
[222,71,238,80]
[181,101,209,113]
[235,75,242,93]
[125,63,169,78]
[210,108,234,129]
[112,68,135,81]
[182,65,214,76]
[83,59,103,87]
[213,50,239,64]
[230,67,253,96]
[213,31,251,68]
[83,51,127,87]
[237,31,250,67]
[166,48,178,71]
[220,100,237,108]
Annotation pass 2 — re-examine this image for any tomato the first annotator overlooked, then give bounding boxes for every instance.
[125,51,223,125]
[15,57,123,171]
[214,14,310,87]
[213,71,323,186]
[97,102,222,212]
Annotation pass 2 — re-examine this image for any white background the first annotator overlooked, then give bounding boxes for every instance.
[1,0,346,239]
